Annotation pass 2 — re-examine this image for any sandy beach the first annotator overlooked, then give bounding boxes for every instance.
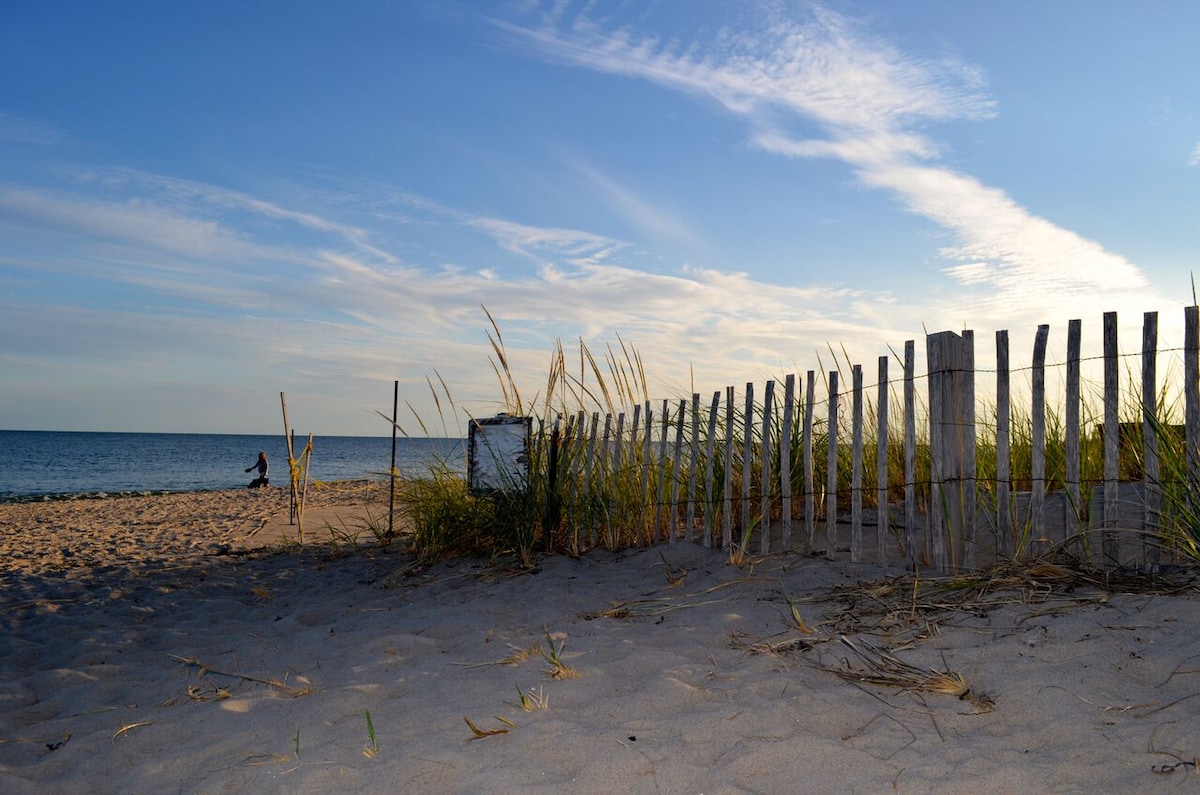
[3,486,1200,794]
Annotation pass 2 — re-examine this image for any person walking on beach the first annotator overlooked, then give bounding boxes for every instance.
[245,452,269,488]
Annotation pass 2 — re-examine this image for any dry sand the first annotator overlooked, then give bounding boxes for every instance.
[2,485,1200,794]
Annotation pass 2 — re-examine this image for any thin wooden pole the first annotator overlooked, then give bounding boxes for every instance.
[669,399,686,544]
[962,331,977,571]
[851,364,863,563]
[1031,324,1050,552]
[927,334,945,571]
[804,371,817,552]
[1142,311,1161,571]
[280,392,298,528]
[780,374,796,551]
[825,371,839,561]
[388,379,398,539]
[1103,311,1120,567]
[996,330,1011,559]
[585,412,600,549]
[704,392,719,548]
[1186,307,1200,537]
[760,380,775,554]
[687,393,702,543]
[741,383,754,550]
[1065,320,1082,540]
[876,355,889,566]
[723,386,735,551]
[903,342,917,570]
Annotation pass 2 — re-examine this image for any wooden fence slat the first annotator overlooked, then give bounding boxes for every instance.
[669,399,685,544]
[926,334,945,571]
[903,342,917,571]
[600,413,613,549]
[804,371,817,552]
[1065,320,1082,539]
[876,355,889,566]
[1031,324,1050,552]
[760,380,775,555]
[826,371,839,561]
[686,393,701,542]
[1187,307,1200,532]
[1142,311,1161,570]
[962,331,977,571]
[723,386,736,551]
[704,392,719,548]
[742,383,754,550]
[851,364,864,563]
[1103,311,1119,567]
[996,330,1011,559]
[781,374,796,551]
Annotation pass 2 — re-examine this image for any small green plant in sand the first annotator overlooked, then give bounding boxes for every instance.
[362,709,379,758]
[540,626,580,680]
[514,683,550,712]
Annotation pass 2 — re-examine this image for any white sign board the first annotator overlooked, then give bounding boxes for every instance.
[467,415,531,494]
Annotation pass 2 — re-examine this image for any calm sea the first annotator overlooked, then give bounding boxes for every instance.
[0,430,464,501]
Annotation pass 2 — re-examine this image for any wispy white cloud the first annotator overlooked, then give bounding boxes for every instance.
[1189,143,1200,166]
[502,2,1151,306]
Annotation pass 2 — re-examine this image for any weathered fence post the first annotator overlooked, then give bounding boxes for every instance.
[1102,311,1120,567]
[704,392,719,548]
[669,399,684,544]
[723,386,735,551]
[851,364,864,563]
[760,379,775,554]
[804,371,817,552]
[1065,320,1083,541]
[996,330,1011,559]
[1142,311,1161,571]
[876,355,890,566]
[903,342,917,571]
[962,331,977,571]
[686,393,701,543]
[825,371,840,560]
[780,374,796,551]
[1031,324,1050,554]
[1187,307,1200,533]
[741,383,754,550]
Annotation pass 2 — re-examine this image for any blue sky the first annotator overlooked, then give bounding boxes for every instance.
[2,1,1198,436]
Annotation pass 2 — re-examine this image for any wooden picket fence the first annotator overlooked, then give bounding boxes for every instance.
[551,306,1200,573]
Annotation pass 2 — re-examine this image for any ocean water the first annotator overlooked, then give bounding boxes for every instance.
[0,430,464,501]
